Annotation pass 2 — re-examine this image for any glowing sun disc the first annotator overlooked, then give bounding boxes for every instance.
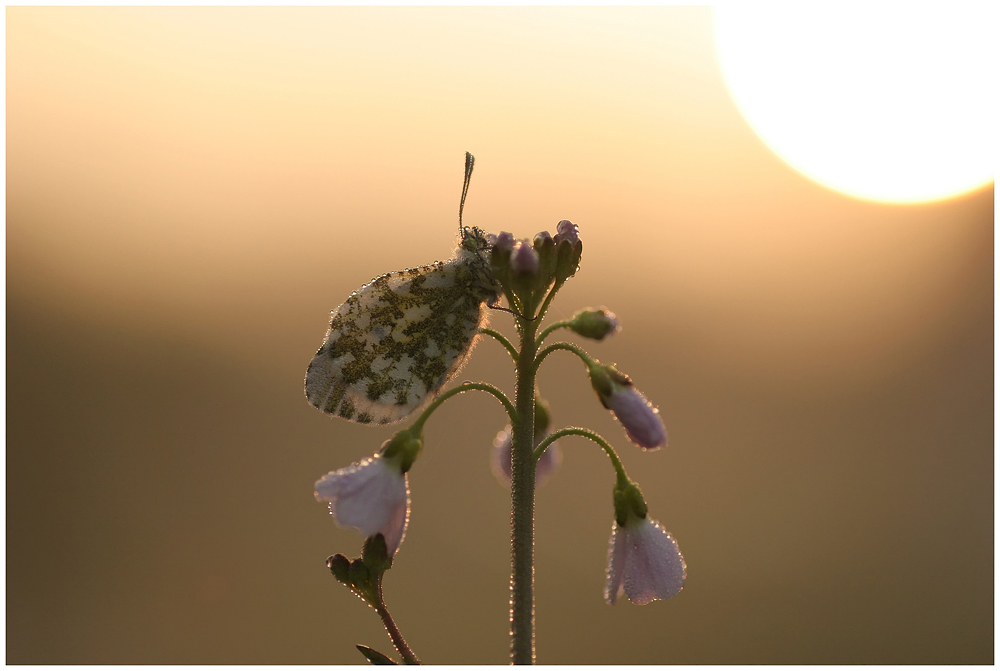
[713,3,994,204]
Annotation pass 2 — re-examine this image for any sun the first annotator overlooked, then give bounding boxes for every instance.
[713,4,994,204]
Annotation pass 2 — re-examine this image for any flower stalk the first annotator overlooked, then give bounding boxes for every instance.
[510,293,540,664]
[309,204,685,665]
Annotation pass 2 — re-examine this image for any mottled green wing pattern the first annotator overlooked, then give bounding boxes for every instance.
[305,259,490,425]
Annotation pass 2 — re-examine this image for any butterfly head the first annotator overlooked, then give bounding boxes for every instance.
[460,225,492,256]
[457,226,503,299]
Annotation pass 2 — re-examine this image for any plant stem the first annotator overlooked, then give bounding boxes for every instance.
[510,301,539,664]
[373,584,420,664]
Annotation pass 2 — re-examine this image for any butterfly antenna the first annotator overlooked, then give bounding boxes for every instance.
[459,151,475,236]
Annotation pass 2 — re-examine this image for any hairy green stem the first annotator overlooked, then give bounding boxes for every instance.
[532,341,595,374]
[409,382,516,435]
[479,328,519,362]
[533,427,627,481]
[372,585,420,664]
[534,320,573,347]
[510,299,539,664]
[505,289,525,336]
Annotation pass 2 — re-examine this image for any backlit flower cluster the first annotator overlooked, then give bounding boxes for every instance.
[311,218,684,617]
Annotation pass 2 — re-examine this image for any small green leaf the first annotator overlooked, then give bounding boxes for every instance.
[327,554,351,584]
[356,644,398,665]
[349,558,371,590]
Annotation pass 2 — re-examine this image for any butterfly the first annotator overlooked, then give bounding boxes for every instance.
[305,154,502,425]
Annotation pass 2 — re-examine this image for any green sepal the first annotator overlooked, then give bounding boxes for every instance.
[380,428,423,474]
[510,260,541,300]
[588,362,631,408]
[533,232,558,282]
[357,644,398,665]
[613,477,648,527]
[555,238,582,280]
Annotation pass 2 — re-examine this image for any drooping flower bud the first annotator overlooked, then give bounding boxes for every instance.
[589,364,667,450]
[568,307,621,341]
[554,219,582,280]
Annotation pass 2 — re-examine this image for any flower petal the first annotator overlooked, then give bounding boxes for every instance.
[490,426,514,485]
[623,518,686,604]
[491,425,561,488]
[604,522,628,605]
[315,455,409,542]
[379,478,410,555]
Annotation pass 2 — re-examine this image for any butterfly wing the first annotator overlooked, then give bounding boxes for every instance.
[306,259,488,424]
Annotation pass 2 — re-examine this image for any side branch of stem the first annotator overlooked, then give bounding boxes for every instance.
[534,320,573,347]
[533,341,595,374]
[479,328,519,362]
[410,382,516,434]
[533,426,627,482]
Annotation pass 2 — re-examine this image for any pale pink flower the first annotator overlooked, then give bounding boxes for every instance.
[314,454,410,555]
[491,425,561,487]
[605,517,686,605]
[605,385,667,450]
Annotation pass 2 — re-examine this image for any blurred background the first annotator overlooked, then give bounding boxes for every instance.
[6,7,992,664]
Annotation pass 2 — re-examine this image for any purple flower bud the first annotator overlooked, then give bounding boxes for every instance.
[510,239,540,276]
[606,385,667,450]
[493,231,514,253]
[533,230,553,247]
[554,219,579,245]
